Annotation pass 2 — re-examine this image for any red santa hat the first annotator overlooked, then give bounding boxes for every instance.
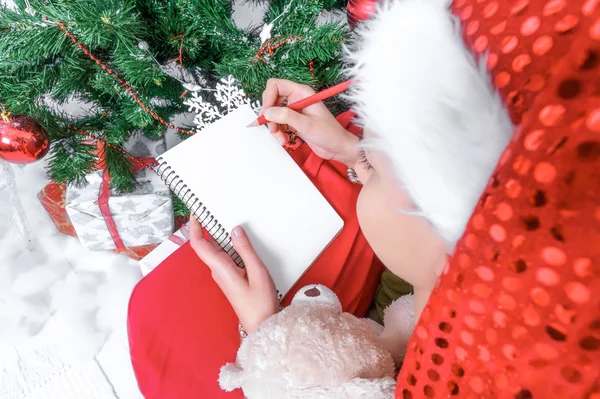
[345,0,514,250]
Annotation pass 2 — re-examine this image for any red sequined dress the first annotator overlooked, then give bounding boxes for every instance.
[396,0,600,397]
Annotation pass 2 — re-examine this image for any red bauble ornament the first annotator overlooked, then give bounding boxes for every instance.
[347,0,378,28]
[0,115,50,164]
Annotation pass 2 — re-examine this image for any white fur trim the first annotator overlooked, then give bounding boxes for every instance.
[345,0,513,249]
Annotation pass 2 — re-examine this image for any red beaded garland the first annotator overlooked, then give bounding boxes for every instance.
[67,125,153,171]
[49,17,195,136]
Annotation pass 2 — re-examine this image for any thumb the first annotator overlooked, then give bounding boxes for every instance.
[231,226,274,288]
[264,107,312,135]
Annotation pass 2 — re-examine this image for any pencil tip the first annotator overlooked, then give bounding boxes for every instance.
[246,121,258,128]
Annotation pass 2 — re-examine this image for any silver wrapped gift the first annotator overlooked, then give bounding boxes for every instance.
[65,135,173,251]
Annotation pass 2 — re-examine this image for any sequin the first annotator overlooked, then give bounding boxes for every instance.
[521,16,541,36]
[555,15,579,33]
[523,306,541,326]
[490,21,507,35]
[490,224,507,242]
[495,71,511,88]
[460,331,474,345]
[475,266,495,281]
[541,246,567,266]
[469,376,484,393]
[564,281,591,304]
[487,53,499,69]
[513,54,532,72]
[467,20,480,36]
[474,35,489,52]
[495,202,513,221]
[582,0,599,16]
[525,74,546,91]
[511,0,529,15]
[483,1,499,18]
[537,267,560,286]
[524,129,544,150]
[573,258,592,278]
[589,18,600,40]
[539,105,566,126]
[493,311,507,327]
[531,287,551,306]
[536,342,559,360]
[503,344,518,360]
[505,179,522,198]
[543,0,566,15]
[534,162,557,184]
[586,108,600,132]
[533,36,554,55]
[461,5,474,20]
[501,36,519,54]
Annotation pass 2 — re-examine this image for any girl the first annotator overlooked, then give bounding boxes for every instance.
[129,0,600,397]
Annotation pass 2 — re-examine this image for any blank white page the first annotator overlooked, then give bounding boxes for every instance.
[157,104,343,296]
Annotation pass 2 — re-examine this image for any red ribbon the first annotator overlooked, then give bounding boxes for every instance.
[96,155,156,250]
[168,223,190,246]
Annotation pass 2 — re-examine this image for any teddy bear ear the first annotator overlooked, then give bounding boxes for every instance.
[219,363,246,392]
[333,376,397,398]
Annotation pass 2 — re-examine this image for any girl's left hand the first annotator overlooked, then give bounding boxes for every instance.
[189,215,280,334]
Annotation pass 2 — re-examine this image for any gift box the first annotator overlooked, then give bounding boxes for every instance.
[64,167,174,251]
[37,134,174,260]
[138,222,190,276]
[66,134,174,252]
[38,180,159,261]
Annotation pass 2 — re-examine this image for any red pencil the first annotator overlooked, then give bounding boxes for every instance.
[247,79,353,127]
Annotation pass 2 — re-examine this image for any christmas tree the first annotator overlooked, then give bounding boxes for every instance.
[0,0,348,200]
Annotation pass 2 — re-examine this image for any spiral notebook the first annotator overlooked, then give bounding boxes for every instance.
[155,104,343,296]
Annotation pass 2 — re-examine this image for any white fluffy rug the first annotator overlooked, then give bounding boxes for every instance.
[0,158,143,398]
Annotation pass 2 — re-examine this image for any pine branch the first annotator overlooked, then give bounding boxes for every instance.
[48,137,98,186]
[172,195,190,217]
[103,143,136,192]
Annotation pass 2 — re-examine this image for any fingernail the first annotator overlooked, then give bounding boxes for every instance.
[276,134,286,145]
[232,226,244,237]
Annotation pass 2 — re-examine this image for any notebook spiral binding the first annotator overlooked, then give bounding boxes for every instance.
[155,158,244,268]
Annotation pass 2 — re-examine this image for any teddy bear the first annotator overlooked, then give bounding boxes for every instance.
[219,284,415,399]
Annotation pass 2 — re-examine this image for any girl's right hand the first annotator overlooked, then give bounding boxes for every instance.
[260,79,360,167]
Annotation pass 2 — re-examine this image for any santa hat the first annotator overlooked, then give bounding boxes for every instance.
[344,0,513,250]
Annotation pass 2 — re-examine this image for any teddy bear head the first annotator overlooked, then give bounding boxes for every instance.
[219,284,397,399]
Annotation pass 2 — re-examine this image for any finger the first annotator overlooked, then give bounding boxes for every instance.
[189,215,205,246]
[190,215,222,251]
[208,233,224,251]
[272,131,288,146]
[209,252,249,297]
[267,121,278,133]
[190,223,221,267]
[261,95,287,119]
[264,79,314,107]
[231,226,275,289]
[264,107,312,135]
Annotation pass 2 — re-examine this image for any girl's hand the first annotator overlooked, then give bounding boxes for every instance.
[189,215,280,334]
[261,78,360,167]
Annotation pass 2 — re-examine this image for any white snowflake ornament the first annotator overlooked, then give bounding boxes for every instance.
[183,75,260,132]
